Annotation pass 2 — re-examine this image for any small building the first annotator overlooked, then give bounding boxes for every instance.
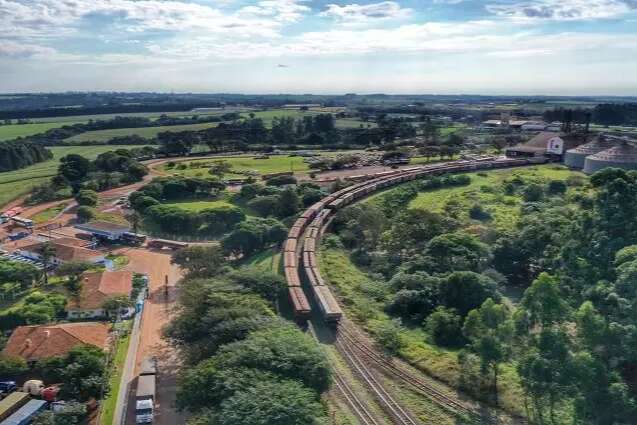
[481,119,502,128]
[521,121,550,131]
[2,322,110,363]
[17,238,104,266]
[505,132,566,158]
[67,271,134,319]
[583,141,637,174]
[75,221,131,241]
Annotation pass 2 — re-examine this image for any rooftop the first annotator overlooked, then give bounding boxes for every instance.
[19,240,104,263]
[2,322,111,361]
[67,271,133,310]
[76,221,130,233]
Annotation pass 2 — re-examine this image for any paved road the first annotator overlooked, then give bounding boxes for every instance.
[118,248,186,425]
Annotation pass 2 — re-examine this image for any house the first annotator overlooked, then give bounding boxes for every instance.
[1,322,110,363]
[66,271,134,319]
[505,132,567,158]
[75,221,130,241]
[17,238,104,266]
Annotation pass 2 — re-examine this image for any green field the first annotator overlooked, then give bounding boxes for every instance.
[0,122,82,141]
[164,199,234,212]
[162,155,310,178]
[0,145,150,208]
[66,122,220,143]
[406,165,584,232]
[31,203,69,223]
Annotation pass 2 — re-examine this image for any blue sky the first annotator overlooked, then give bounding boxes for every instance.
[1,0,637,94]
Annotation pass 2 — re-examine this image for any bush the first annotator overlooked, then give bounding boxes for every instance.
[76,206,96,223]
[522,183,544,202]
[548,179,568,195]
[425,307,465,347]
[265,175,297,186]
[469,204,492,221]
[0,355,28,377]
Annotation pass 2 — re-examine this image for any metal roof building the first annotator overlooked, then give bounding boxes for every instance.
[583,141,637,174]
[564,135,617,169]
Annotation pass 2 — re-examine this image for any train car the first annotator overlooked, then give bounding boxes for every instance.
[284,238,297,253]
[288,287,311,317]
[285,266,302,287]
[303,251,316,268]
[284,251,297,269]
[303,237,316,253]
[311,285,343,323]
[288,226,302,240]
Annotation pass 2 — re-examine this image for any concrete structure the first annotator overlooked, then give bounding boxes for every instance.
[2,322,110,362]
[75,221,131,241]
[583,142,637,174]
[564,135,617,169]
[67,271,134,319]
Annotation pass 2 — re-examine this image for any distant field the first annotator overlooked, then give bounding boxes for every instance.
[162,155,310,178]
[66,122,220,143]
[0,145,150,208]
[242,110,370,129]
[164,199,234,212]
[30,109,249,123]
[0,122,82,141]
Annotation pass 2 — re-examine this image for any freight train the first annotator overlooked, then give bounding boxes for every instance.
[283,157,547,325]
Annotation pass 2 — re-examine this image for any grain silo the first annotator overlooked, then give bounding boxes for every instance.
[583,141,637,174]
[564,135,617,169]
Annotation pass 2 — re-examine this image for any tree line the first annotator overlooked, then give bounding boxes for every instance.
[0,140,52,172]
[330,168,637,423]
[165,245,331,425]
[543,103,637,126]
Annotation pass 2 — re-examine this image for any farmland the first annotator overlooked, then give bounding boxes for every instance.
[65,122,219,143]
[161,155,311,178]
[0,122,82,141]
[0,145,150,208]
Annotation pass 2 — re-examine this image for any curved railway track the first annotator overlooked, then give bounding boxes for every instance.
[284,157,547,424]
[335,336,421,425]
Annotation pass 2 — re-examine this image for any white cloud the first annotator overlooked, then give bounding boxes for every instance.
[487,0,635,21]
[0,0,301,40]
[321,2,412,23]
[0,40,55,58]
[238,0,311,23]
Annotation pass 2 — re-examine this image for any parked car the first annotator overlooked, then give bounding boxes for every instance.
[0,381,16,399]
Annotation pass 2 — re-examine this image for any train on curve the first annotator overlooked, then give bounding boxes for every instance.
[283,156,548,325]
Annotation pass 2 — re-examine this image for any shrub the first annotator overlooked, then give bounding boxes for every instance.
[425,307,465,347]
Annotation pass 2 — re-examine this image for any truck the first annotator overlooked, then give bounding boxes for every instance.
[135,357,157,424]
[3,399,47,425]
[0,392,30,422]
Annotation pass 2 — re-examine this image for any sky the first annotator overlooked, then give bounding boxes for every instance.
[1,0,637,95]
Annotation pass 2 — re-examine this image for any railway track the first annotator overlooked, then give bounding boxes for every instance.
[335,335,421,425]
[332,371,383,425]
[338,325,488,422]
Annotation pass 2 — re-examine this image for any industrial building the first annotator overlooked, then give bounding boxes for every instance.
[583,141,637,174]
[75,220,131,241]
[564,135,618,169]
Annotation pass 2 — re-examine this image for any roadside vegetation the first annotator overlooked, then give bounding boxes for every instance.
[323,165,637,423]
[166,245,331,425]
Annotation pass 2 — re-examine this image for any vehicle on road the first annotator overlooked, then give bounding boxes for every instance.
[0,381,17,399]
[135,357,157,424]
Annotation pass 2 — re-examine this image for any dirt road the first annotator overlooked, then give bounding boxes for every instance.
[119,248,186,425]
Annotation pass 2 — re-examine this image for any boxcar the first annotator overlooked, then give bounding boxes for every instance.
[288,287,311,317]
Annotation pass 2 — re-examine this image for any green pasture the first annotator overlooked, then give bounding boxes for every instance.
[66,122,220,143]
[0,122,81,141]
[0,145,150,208]
[378,165,584,233]
[162,155,310,178]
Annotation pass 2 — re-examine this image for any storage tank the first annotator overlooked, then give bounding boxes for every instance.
[583,142,637,174]
[564,135,616,169]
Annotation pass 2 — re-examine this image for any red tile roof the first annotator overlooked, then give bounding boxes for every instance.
[19,240,103,263]
[2,322,111,361]
[67,271,133,310]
